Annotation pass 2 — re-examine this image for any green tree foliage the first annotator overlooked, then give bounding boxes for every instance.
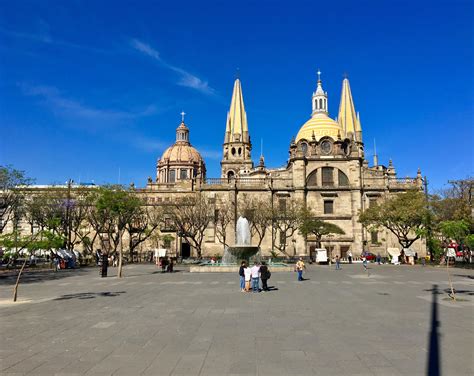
[359,190,429,249]
[439,220,470,244]
[0,165,33,232]
[88,186,142,277]
[298,208,345,247]
[465,234,474,250]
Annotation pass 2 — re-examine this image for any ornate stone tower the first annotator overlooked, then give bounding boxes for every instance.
[221,78,253,178]
[337,77,363,142]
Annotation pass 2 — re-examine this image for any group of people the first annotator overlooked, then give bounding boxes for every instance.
[238,261,271,292]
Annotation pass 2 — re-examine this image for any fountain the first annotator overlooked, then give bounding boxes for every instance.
[190,216,292,272]
[222,216,260,264]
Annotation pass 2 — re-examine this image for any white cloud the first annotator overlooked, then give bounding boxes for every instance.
[130,38,215,95]
[20,83,157,123]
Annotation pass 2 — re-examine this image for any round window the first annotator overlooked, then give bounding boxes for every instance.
[320,140,332,155]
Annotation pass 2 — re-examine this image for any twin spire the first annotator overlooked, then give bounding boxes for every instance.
[224,78,249,143]
[337,77,362,141]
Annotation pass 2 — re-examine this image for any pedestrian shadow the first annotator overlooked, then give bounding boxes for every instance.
[426,284,441,376]
[54,291,126,300]
[266,286,279,291]
[453,274,474,279]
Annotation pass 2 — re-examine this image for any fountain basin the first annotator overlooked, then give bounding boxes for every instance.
[190,262,293,273]
[226,245,260,262]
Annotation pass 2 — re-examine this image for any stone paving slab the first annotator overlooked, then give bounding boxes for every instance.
[0,264,473,375]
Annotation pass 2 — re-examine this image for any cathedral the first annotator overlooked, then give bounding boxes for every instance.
[143,73,425,259]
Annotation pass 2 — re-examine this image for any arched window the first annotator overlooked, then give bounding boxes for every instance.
[306,169,317,186]
[227,171,235,181]
[324,98,327,109]
[231,148,236,156]
[338,170,349,186]
[301,143,308,156]
[319,98,323,109]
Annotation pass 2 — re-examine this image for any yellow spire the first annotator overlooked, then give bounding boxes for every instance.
[337,77,361,140]
[225,78,249,142]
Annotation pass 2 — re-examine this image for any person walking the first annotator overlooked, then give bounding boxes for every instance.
[335,255,341,270]
[362,253,368,272]
[260,261,271,291]
[348,250,353,264]
[296,257,305,281]
[250,262,261,292]
[244,264,252,292]
[239,261,246,292]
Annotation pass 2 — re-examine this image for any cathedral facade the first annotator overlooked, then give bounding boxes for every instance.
[144,74,425,259]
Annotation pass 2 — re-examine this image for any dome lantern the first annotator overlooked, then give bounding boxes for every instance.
[312,69,328,115]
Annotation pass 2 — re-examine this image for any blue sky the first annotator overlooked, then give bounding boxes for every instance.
[0,0,472,191]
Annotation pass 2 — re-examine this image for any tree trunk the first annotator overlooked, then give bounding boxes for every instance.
[13,259,27,302]
[117,230,124,278]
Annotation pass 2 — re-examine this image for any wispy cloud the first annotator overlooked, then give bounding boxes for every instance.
[200,149,222,160]
[20,83,157,123]
[0,24,110,54]
[130,38,215,95]
[129,135,169,153]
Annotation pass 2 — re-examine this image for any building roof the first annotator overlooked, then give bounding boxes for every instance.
[296,112,342,142]
[337,78,361,140]
[224,78,249,142]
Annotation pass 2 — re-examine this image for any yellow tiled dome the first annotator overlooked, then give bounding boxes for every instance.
[295,112,342,142]
[160,144,203,164]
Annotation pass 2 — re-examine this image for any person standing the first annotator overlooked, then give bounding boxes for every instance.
[239,261,246,292]
[347,250,353,264]
[362,254,368,272]
[101,252,109,278]
[260,261,270,291]
[244,264,252,292]
[296,257,305,281]
[335,255,341,270]
[250,262,261,292]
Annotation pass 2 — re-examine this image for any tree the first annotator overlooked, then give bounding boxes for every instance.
[88,186,142,277]
[298,208,345,247]
[126,204,164,261]
[439,220,470,245]
[215,200,233,251]
[0,165,33,233]
[0,230,63,302]
[271,199,304,256]
[430,178,473,231]
[359,190,429,249]
[170,194,213,259]
[239,196,273,248]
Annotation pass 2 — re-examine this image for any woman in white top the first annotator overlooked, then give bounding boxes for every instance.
[244,265,252,292]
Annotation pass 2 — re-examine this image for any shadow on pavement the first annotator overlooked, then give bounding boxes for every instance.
[427,284,441,376]
[0,267,91,286]
[453,274,473,279]
[54,291,126,300]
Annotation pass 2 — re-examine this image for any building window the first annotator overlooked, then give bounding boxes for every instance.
[369,197,378,207]
[322,167,334,186]
[279,231,286,246]
[180,169,187,180]
[301,143,308,156]
[319,98,323,109]
[169,170,176,183]
[279,198,287,212]
[338,170,349,186]
[324,200,334,214]
[371,231,379,244]
[307,170,317,186]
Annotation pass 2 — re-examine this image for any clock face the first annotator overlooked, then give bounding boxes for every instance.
[320,140,332,155]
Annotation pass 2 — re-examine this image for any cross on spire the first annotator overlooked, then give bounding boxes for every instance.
[317,69,322,82]
[180,111,186,123]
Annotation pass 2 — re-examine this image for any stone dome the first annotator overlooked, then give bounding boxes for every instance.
[156,120,206,183]
[295,112,342,142]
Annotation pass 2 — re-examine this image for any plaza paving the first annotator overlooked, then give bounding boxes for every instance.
[0,263,473,376]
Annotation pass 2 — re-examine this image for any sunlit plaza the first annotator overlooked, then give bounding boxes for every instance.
[1,264,473,376]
